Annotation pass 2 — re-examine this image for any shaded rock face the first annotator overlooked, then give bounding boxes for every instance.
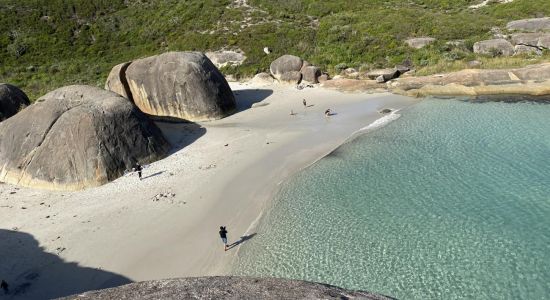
[269,55,304,83]
[104,62,133,99]
[473,39,514,56]
[108,52,236,122]
[205,50,246,68]
[279,70,302,84]
[301,66,321,83]
[0,85,169,191]
[62,277,392,300]
[0,83,30,121]
[507,17,550,32]
[405,37,436,49]
[538,35,550,49]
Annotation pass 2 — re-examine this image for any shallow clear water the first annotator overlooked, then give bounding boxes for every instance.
[232,99,550,299]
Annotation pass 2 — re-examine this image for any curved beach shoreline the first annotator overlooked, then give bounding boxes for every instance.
[0,82,418,299]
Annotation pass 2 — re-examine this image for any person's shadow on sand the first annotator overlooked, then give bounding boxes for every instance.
[0,229,131,299]
[226,233,257,251]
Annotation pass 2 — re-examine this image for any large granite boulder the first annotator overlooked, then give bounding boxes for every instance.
[507,17,550,32]
[61,277,391,300]
[0,85,169,191]
[514,45,542,56]
[205,50,246,68]
[510,33,545,47]
[269,55,304,81]
[473,39,514,56]
[104,62,132,99]
[366,69,400,80]
[0,83,30,121]
[118,51,236,122]
[279,70,302,84]
[301,66,321,83]
[405,37,436,49]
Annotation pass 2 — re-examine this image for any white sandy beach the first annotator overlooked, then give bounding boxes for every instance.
[0,82,418,299]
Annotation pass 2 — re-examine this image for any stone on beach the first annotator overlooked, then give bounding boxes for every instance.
[108,51,236,122]
[269,55,304,82]
[0,83,30,121]
[0,85,170,191]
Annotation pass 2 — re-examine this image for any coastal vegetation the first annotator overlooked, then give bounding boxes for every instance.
[1,0,549,100]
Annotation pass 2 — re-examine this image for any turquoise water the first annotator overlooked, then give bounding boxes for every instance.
[232,99,550,299]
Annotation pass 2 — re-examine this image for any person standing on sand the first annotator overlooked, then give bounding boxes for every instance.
[133,163,143,180]
[219,226,228,251]
[1,280,8,294]
[303,99,307,107]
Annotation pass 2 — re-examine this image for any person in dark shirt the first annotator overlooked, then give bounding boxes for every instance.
[133,163,143,180]
[303,99,307,107]
[219,226,228,251]
[1,280,8,294]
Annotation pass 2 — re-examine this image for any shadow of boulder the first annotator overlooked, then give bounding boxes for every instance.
[0,229,132,299]
[233,89,273,112]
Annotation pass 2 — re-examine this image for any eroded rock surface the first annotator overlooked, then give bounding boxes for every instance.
[473,39,514,56]
[124,52,236,122]
[62,277,392,300]
[507,17,550,32]
[104,62,132,99]
[205,50,246,68]
[0,83,30,121]
[0,85,169,191]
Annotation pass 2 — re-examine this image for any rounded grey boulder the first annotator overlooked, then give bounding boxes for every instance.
[270,55,304,81]
[473,39,514,56]
[124,51,236,122]
[0,83,30,121]
[405,37,436,49]
[301,66,321,84]
[62,277,393,300]
[0,85,170,191]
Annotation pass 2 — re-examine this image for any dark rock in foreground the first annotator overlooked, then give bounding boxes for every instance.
[123,51,236,122]
[61,277,393,300]
[0,85,169,190]
[0,83,30,121]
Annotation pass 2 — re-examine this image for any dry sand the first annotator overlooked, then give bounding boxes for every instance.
[0,82,418,299]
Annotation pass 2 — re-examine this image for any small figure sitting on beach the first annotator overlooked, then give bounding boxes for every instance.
[290,109,296,116]
[325,109,332,117]
[219,226,229,251]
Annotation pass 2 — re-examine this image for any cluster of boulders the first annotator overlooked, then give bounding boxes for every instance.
[474,17,550,56]
[249,54,328,86]
[0,52,236,191]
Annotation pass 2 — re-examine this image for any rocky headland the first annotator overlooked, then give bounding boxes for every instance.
[61,277,392,300]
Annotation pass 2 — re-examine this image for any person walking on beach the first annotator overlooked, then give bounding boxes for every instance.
[1,280,8,294]
[219,226,228,251]
[303,99,307,107]
[133,163,143,180]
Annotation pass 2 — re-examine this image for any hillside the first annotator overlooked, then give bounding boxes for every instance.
[1,0,549,100]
